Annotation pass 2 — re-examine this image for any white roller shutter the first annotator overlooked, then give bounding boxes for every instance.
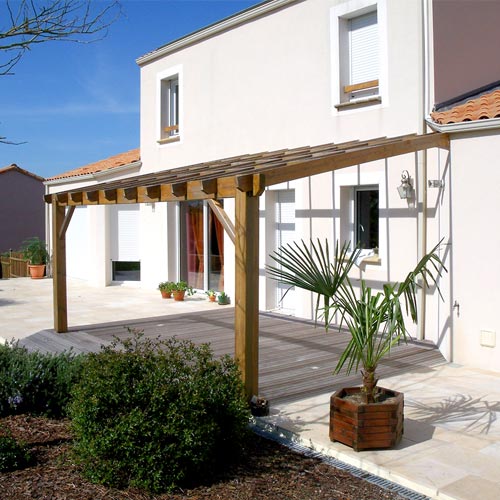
[110,205,140,261]
[275,190,296,315]
[349,11,378,85]
[66,206,89,280]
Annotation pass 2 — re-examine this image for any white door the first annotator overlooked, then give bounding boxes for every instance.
[66,206,89,280]
[275,190,296,314]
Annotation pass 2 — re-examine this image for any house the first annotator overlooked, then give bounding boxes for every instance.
[0,164,45,253]
[45,0,500,383]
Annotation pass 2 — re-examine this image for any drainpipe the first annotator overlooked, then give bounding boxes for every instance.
[44,183,52,277]
[417,0,432,340]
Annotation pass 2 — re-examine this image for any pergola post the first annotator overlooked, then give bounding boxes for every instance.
[234,189,260,400]
[52,200,68,333]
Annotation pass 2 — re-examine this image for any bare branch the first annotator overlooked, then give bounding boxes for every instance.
[0,0,122,75]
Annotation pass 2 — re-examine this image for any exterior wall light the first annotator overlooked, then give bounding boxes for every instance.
[397,170,413,199]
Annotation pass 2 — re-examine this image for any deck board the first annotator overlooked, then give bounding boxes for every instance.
[19,308,446,405]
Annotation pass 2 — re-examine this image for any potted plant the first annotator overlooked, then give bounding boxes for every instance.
[21,237,49,279]
[171,281,194,301]
[267,239,444,451]
[158,281,174,299]
[217,292,230,305]
[205,289,217,302]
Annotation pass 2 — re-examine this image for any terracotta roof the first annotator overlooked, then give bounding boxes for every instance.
[0,164,44,181]
[48,148,140,181]
[431,88,500,124]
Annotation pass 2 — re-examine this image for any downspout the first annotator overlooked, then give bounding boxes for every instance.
[44,184,52,277]
[417,0,432,340]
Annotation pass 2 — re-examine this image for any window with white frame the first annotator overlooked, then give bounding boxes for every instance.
[354,186,379,250]
[339,8,379,103]
[160,75,179,140]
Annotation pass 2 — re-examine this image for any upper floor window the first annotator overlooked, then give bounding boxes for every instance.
[160,75,180,142]
[333,2,382,109]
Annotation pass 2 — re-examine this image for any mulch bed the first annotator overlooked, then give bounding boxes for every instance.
[0,415,406,500]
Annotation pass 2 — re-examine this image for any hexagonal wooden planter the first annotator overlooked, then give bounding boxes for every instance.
[329,387,404,452]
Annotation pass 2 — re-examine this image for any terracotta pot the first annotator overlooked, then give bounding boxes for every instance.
[329,386,403,452]
[172,290,186,301]
[160,291,172,299]
[28,264,45,279]
[208,295,216,302]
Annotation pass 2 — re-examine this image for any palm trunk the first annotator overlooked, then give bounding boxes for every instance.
[361,368,378,404]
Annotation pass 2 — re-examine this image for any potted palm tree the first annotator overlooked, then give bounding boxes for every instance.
[21,237,49,279]
[267,239,444,451]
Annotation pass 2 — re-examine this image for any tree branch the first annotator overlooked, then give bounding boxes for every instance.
[0,0,122,75]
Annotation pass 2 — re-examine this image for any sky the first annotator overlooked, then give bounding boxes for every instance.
[0,0,261,179]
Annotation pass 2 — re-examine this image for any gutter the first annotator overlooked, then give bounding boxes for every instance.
[426,116,500,133]
[136,0,299,66]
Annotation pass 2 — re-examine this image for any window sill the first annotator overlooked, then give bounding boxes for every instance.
[157,136,180,145]
[361,255,381,265]
[334,96,382,110]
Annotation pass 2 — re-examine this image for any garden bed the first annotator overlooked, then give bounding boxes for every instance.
[0,415,405,500]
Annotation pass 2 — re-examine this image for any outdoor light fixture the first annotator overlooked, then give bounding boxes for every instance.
[397,170,413,199]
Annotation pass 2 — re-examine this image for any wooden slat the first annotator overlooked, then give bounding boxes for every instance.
[264,133,450,187]
[58,206,75,240]
[235,190,260,399]
[207,199,236,244]
[344,79,379,93]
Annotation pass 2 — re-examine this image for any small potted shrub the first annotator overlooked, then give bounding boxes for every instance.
[21,237,49,279]
[267,239,444,451]
[205,289,217,302]
[158,281,174,299]
[217,292,230,305]
[171,281,194,301]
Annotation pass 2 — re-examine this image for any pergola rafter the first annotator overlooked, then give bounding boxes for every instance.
[45,132,450,399]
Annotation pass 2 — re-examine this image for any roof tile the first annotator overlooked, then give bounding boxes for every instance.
[431,89,500,124]
[48,148,140,181]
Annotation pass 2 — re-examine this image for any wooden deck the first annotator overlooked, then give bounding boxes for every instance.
[20,308,446,405]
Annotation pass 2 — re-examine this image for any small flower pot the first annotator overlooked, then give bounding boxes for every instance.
[208,295,217,302]
[161,291,172,299]
[250,396,270,417]
[28,264,45,279]
[172,290,186,301]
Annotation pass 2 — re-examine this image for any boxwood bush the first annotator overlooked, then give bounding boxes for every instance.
[69,331,250,493]
[0,342,84,417]
[0,430,32,472]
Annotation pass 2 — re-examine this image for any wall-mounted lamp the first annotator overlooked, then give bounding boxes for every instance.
[397,170,413,199]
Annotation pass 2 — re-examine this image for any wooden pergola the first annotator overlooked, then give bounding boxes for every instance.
[45,132,449,399]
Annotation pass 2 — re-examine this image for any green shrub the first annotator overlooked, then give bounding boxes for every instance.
[69,331,250,493]
[0,342,84,418]
[0,430,32,472]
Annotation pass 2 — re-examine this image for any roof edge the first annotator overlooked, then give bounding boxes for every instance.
[45,160,142,186]
[0,164,44,181]
[426,115,500,133]
[136,0,299,66]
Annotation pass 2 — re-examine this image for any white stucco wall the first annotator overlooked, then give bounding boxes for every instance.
[448,130,500,372]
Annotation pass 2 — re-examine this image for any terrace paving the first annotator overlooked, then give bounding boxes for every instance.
[1,277,500,499]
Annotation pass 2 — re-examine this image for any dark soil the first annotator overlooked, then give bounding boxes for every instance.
[0,415,406,500]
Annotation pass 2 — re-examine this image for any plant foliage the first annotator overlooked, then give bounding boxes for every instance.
[69,330,250,493]
[0,430,32,472]
[268,239,445,402]
[0,341,84,417]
